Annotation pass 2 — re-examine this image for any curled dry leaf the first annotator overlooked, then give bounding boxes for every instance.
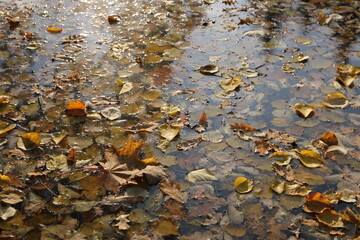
[316,208,344,228]
[47,26,63,33]
[108,15,121,24]
[294,103,315,119]
[269,152,292,166]
[284,183,311,196]
[335,76,356,88]
[297,150,325,168]
[17,132,41,150]
[65,100,87,117]
[304,192,331,213]
[234,177,253,194]
[319,132,338,146]
[323,92,349,109]
[199,64,219,75]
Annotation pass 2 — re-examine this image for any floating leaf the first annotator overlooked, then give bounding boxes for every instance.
[0,175,10,187]
[323,92,349,109]
[108,15,121,24]
[119,82,133,95]
[269,152,292,166]
[316,209,344,228]
[220,75,244,92]
[159,179,185,203]
[335,76,355,88]
[199,64,219,75]
[0,124,16,137]
[292,53,309,63]
[114,214,130,230]
[160,104,181,118]
[234,177,254,194]
[65,101,87,117]
[230,122,255,132]
[294,103,315,119]
[187,169,217,183]
[254,139,271,156]
[101,107,122,120]
[319,132,338,146]
[176,137,203,151]
[47,26,63,33]
[304,192,331,213]
[297,150,325,168]
[199,112,208,127]
[141,157,160,165]
[284,183,311,196]
[270,179,285,194]
[17,132,41,150]
[159,124,180,141]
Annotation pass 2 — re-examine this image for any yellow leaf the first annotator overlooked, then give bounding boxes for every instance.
[18,132,41,150]
[47,26,63,33]
[0,174,10,187]
[118,137,143,162]
[141,157,160,165]
[294,103,315,119]
[297,150,325,168]
[323,92,349,109]
[304,192,331,213]
[0,124,16,137]
[65,100,87,117]
[269,151,292,166]
[234,177,253,194]
[316,209,344,228]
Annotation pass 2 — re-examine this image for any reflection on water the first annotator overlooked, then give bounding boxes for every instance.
[0,0,359,238]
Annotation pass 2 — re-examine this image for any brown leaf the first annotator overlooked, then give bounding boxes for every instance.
[300,218,319,227]
[67,148,76,164]
[152,218,179,236]
[198,112,208,127]
[254,139,272,156]
[176,137,203,151]
[108,15,121,24]
[160,179,185,203]
[319,132,338,146]
[163,199,185,220]
[117,137,144,165]
[65,100,87,117]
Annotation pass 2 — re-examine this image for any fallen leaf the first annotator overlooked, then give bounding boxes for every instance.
[199,64,219,75]
[301,218,319,227]
[0,205,16,220]
[152,218,179,236]
[0,124,16,137]
[160,104,181,118]
[0,187,24,204]
[119,82,133,95]
[114,214,130,230]
[323,92,349,109]
[230,122,255,132]
[176,137,203,151]
[123,122,159,133]
[141,157,160,165]
[46,155,68,170]
[316,208,344,228]
[101,107,122,120]
[65,100,87,117]
[335,75,355,88]
[220,74,245,92]
[0,175,10,187]
[297,150,325,168]
[159,179,185,203]
[304,192,331,213]
[294,103,315,119]
[284,183,311,196]
[234,177,253,194]
[67,148,76,164]
[17,132,41,150]
[319,132,338,146]
[159,124,180,141]
[187,169,217,183]
[199,112,208,127]
[269,152,292,166]
[108,15,121,24]
[270,179,285,194]
[47,26,63,33]
[254,139,271,156]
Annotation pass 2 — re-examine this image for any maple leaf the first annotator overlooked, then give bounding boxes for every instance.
[159,179,185,203]
[254,139,272,156]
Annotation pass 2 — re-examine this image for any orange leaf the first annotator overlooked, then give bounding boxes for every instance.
[198,112,208,127]
[230,122,255,132]
[118,137,144,163]
[141,157,160,165]
[304,192,332,213]
[47,26,63,33]
[67,148,76,164]
[65,100,87,117]
[319,132,338,146]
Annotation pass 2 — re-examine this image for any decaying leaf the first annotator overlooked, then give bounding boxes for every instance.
[234,177,253,194]
[65,100,87,116]
[199,112,208,127]
[316,208,344,228]
[297,150,325,168]
[284,183,311,196]
[254,139,271,156]
[152,218,179,236]
[323,92,349,109]
[319,132,338,146]
[114,214,130,230]
[159,179,185,203]
[220,74,245,92]
[270,179,285,194]
[269,152,292,166]
[160,104,181,118]
[101,107,122,120]
[176,137,203,151]
[0,124,16,137]
[119,82,133,95]
[335,75,356,88]
[186,169,217,183]
[17,132,41,150]
[230,122,255,132]
[159,124,180,141]
[199,64,219,75]
[294,103,315,119]
[304,192,332,213]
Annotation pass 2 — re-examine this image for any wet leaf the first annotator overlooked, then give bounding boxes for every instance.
[297,150,325,168]
[304,192,331,213]
[198,112,208,127]
[108,15,121,24]
[65,100,87,116]
[269,151,292,166]
[119,82,133,95]
[220,74,245,92]
[152,218,179,236]
[187,169,217,183]
[230,122,255,132]
[292,53,309,63]
[176,137,203,151]
[160,104,181,118]
[101,107,122,120]
[0,188,24,204]
[159,179,185,203]
[0,205,16,220]
[270,179,285,194]
[46,155,68,170]
[0,124,16,137]
[17,132,41,150]
[115,214,130,230]
[254,139,271,156]
[199,64,219,75]
[316,208,344,228]
[224,224,246,237]
[319,132,338,146]
[335,75,355,88]
[294,103,315,119]
[159,124,180,141]
[47,26,63,33]
[0,175,10,188]
[234,177,253,194]
[141,157,160,165]
[284,183,311,196]
[323,92,349,109]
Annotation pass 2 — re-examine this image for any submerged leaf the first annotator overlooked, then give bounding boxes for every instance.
[101,107,122,120]
[230,122,255,132]
[297,150,325,168]
[234,177,254,194]
[316,209,344,228]
[187,169,217,183]
[270,179,285,194]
